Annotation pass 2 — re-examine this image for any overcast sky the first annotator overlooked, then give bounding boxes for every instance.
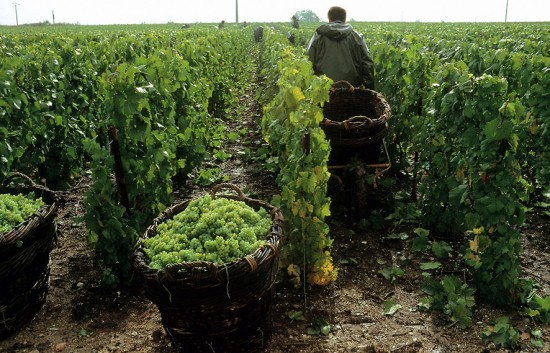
[1,0,549,26]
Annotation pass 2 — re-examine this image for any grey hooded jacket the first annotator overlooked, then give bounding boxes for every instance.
[306,21,375,89]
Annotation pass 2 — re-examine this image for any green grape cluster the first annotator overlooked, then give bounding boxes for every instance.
[0,193,45,234]
[143,194,272,269]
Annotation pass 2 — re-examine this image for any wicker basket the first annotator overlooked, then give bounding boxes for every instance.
[321,80,391,147]
[133,184,283,353]
[0,173,58,339]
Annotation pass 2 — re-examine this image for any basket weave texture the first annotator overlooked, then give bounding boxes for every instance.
[133,184,283,353]
[321,81,391,146]
[0,173,58,339]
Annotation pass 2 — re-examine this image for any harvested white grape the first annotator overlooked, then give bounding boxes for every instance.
[143,194,271,269]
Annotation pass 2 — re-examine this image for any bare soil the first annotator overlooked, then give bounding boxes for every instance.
[1,82,548,353]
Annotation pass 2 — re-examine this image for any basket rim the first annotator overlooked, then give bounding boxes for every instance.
[0,201,57,245]
[323,87,391,123]
[133,184,283,283]
[1,172,59,244]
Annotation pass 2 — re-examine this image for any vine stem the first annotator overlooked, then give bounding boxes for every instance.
[411,93,423,201]
[108,126,131,213]
[302,133,311,308]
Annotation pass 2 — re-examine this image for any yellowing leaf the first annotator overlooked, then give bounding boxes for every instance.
[291,201,299,216]
[287,264,301,277]
[526,308,540,318]
[520,332,531,341]
[466,252,480,264]
[313,166,324,180]
[321,203,331,217]
[291,86,305,103]
[470,235,479,252]
[455,168,465,183]
[472,227,484,235]
[308,271,331,285]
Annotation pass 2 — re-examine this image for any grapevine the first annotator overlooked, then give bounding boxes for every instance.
[143,194,271,269]
[260,29,334,287]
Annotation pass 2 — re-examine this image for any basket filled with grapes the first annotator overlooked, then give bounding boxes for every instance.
[133,183,283,353]
[0,172,58,339]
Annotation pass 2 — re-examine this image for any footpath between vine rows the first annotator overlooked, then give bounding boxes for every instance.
[1,64,548,353]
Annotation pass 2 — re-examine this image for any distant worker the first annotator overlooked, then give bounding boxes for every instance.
[291,15,300,29]
[306,6,374,89]
[307,6,379,166]
[286,31,295,45]
[218,20,225,29]
[254,26,264,43]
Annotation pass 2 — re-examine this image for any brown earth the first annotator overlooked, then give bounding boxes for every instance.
[1,82,548,353]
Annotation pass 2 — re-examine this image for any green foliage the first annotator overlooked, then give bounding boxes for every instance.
[83,58,179,286]
[0,193,44,233]
[420,68,529,305]
[419,262,441,270]
[286,310,306,322]
[411,227,430,252]
[373,34,440,171]
[383,299,401,316]
[0,35,95,189]
[525,294,550,324]
[260,30,334,286]
[482,316,519,350]
[307,318,331,336]
[384,191,420,226]
[79,28,255,287]
[358,22,548,309]
[431,241,452,259]
[194,167,224,186]
[378,266,404,283]
[528,329,544,348]
[420,275,476,329]
[357,211,385,232]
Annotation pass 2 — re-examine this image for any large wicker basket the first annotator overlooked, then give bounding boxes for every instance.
[321,80,391,147]
[0,173,58,339]
[320,81,392,168]
[133,184,283,353]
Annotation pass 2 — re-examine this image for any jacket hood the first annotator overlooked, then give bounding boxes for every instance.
[316,21,353,40]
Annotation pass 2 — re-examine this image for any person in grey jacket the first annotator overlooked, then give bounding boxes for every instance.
[306,6,375,89]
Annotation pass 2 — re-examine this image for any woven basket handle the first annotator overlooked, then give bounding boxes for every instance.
[163,260,220,282]
[209,183,275,211]
[210,183,246,201]
[345,115,375,124]
[337,116,374,131]
[2,172,58,201]
[210,183,277,217]
[331,80,355,92]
